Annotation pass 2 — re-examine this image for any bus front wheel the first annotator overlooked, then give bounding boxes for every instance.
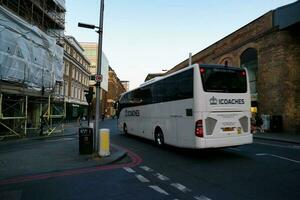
[155,129,164,147]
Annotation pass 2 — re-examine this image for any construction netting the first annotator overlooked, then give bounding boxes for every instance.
[54,0,66,10]
[0,6,63,91]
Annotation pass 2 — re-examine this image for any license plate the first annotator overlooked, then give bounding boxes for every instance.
[237,128,241,134]
[222,127,234,132]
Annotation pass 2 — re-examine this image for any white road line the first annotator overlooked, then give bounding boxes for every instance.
[135,174,150,183]
[194,195,212,200]
[256,153,300,164]
[171,183,191,193]
[140,166,153,172]
[228,147,241,151]
[155,173,170,181]
[255,141,296,149]
[292,145,300,149]
[148,185,169,195]
[123,167,135,173]
[49,138,75,142]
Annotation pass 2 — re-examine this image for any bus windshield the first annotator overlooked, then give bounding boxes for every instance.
[200,67,247,93]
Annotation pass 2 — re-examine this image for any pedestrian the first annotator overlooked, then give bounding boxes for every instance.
[78,114,84,127]
[255,114,264,133]
[251,116,257,133]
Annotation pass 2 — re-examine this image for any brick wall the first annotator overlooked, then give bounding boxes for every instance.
[167,11,300,132]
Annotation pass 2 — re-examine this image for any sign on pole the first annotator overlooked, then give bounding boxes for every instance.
[95,74,102,82]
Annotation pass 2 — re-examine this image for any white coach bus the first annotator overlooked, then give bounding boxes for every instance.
[116,64,252,148]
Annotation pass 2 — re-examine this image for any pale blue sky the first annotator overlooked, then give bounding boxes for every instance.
[65,0,296,89]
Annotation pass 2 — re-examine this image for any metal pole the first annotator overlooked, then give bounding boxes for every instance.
[0,93,2,119]
[95,0,104,152]
[24,96,28,136]
[189,52,192,66]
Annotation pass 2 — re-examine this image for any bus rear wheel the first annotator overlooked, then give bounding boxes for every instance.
[155,130,164,147]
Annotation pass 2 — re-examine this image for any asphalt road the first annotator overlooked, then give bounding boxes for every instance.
[0,119,300,200]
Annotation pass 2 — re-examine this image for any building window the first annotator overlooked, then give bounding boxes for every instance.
[65,62,69,76]
[71,85,74,97]
[66,45,70,54]
[72,68,75,79]
[240,48,258,111]
[65,82,68,96]
[240,48,258,95]
[74,87,77,99]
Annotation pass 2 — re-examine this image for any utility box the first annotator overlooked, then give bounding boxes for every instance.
[79,127,93,154]
[270,115,283,132]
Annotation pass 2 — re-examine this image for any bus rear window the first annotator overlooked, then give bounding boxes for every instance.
[200,67,247,93]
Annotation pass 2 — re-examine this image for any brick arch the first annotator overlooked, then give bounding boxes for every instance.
[238,43,258,66]
[218,54,234,66]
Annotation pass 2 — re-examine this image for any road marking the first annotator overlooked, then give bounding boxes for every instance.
[123,167,135,173]
[136,174,150,183]
[155,173,170,181]
[194,195,212,200]
[48,138,75,142]
[171,183,191,193]
[255,141,296,149]
[140,165,153,172]
[292,145,300,149]
[256,153,300,164]
[148,185,169,195]
[228,147,241,151]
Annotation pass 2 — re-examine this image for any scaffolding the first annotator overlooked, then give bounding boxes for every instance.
[0,0,65,39]
[0,0,65,139]
[0,90,66,139]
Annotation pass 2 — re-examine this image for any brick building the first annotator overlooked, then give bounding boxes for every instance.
[164,2,300,133]
[106,67,126,118]
[61,36,91,121]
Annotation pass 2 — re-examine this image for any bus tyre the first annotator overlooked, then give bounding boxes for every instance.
[123,124,128,135]
[155,130,164,147]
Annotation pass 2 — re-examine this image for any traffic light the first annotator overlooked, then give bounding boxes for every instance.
[84,87,94,104]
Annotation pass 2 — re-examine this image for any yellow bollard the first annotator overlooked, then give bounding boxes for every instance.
[99,128,110,157]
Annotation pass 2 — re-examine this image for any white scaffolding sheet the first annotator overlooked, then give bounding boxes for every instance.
[0,6,63,90]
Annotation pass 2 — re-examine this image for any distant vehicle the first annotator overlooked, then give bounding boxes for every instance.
[116,64,252,148]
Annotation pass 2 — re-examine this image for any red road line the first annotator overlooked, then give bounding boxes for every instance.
[0,145,143,186]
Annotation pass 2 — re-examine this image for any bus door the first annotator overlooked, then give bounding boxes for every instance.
[159,102,178,146]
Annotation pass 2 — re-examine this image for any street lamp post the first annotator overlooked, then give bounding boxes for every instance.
[78,0,104,152]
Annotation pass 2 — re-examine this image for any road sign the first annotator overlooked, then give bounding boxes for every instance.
[95,74,102,82]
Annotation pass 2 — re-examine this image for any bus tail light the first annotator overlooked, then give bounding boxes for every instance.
[240,70,246,77]
[195,120,204,137]
[200,67,205,74]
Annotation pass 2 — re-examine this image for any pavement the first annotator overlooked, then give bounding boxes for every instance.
[253,131,300,144]
[0,119,128,180]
